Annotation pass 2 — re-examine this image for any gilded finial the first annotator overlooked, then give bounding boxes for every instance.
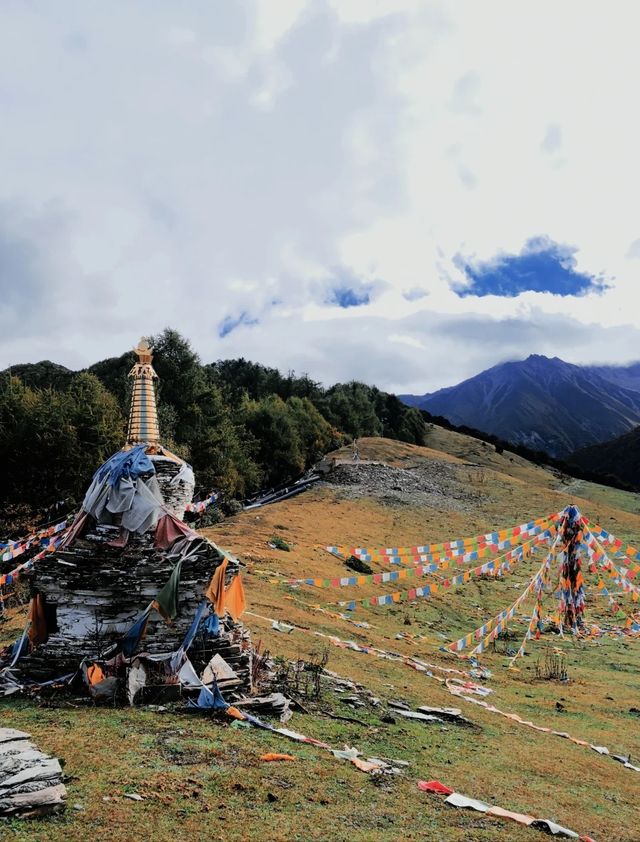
[134,337,153,365]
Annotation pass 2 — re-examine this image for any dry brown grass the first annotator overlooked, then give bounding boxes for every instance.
[2,435,640,841]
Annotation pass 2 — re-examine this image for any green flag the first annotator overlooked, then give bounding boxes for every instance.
[153,560,183,622]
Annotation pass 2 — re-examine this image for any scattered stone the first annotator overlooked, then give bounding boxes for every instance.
[415,705,476,727]
[388,700,411,710]
[417,706,462,717]
[395,710,442,724]
[234,693,292,723]
[342,695,366,708]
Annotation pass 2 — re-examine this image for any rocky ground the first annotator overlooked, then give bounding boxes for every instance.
[322,460,491,512]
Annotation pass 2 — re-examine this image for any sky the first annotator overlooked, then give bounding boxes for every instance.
[1,0,639,395]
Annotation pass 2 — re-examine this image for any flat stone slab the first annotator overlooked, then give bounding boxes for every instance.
[0,729,30,744]
[395,709,443,723]
[0,729,66,818]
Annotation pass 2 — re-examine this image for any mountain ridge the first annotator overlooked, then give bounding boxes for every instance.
[401,354,640,458]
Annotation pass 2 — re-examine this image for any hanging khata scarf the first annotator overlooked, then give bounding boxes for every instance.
[225,574,246,621]
[61,511,90,548]
[28,593,49,646]
[87,663,105,686]
[153,560,183,622]
[205,558,228,616]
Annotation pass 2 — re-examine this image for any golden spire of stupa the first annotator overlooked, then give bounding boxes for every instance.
[126,338,160,446]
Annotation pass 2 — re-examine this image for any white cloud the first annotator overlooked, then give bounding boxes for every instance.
[0,0,639,393]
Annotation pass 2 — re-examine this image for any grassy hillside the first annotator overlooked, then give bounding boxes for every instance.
[2,436,640,841]
[571,426,640,492]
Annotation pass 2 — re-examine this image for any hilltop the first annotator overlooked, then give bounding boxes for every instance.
[2,434,640,841]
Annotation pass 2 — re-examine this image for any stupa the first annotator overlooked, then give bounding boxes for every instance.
[16,339,252,702]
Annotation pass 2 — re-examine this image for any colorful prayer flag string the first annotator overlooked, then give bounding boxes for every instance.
[0,533,68,588]
[447,536,560,656]
[327,512,561,564]
[0,517,69,562]
[280,528,555,592]
[580,517,640,578]
[329,529,556,611]
[326,520,557,569]
[184,492,219,514]
[584,529,640,603]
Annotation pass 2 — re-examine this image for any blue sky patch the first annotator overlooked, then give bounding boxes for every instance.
[328,285,372,308]
[453,237,609,298]
[218,311,259,338]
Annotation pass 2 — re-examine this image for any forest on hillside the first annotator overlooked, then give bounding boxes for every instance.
[0,329,427,520]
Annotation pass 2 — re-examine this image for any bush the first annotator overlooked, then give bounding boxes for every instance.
[345,555,373,575]
[269,536,291,551]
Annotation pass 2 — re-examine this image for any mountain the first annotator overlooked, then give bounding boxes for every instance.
[583,362,640,393]
[570,425,640,488]
[401,355,640,458]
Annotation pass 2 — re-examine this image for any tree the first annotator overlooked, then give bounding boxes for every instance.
[0,373,125,510]
[323,382,383,438]
[243,395,306,486]
[188,383,261,497]
[286,396,340,464]
[397,406,427,445]
[146,329,204,418]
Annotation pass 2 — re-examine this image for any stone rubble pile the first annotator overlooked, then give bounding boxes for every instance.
[324,461,488,512]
